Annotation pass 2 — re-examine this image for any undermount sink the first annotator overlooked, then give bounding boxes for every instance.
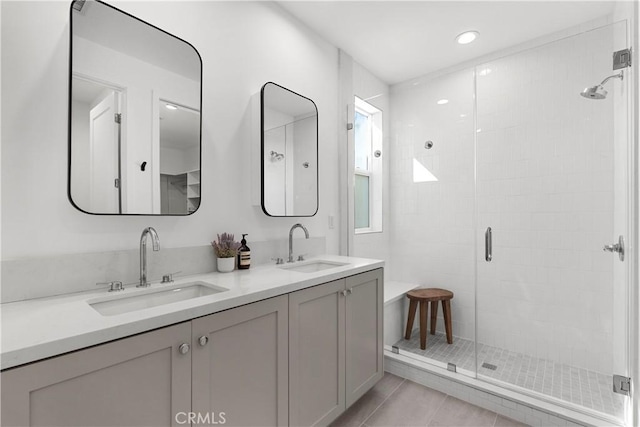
[89,281,228,316]
[279,259,349,273]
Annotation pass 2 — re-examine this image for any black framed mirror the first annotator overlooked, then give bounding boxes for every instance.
[68,0,202,215]
[261,82,318,217]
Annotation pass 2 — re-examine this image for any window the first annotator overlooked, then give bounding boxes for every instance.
[354,97,382,233]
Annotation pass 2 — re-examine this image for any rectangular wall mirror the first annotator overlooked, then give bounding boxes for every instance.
[261,82,318,217]
[69,0,202,215]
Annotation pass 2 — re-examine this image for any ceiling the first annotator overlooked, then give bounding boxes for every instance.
[277,1,616,85]
[73,0,200,81]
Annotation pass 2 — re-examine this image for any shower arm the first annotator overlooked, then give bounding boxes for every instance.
[599,71,624,86]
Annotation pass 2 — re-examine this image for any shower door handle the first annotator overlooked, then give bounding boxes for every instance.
[485,227,492,262]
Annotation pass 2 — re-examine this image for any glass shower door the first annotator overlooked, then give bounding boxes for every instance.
[475,21,631,423]
[387,68,477,379]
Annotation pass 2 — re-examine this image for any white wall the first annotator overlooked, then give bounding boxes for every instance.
[184,146,199,174]
[159,146,198,176]
[1,2,340,285]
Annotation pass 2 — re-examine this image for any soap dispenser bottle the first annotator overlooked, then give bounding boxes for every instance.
[238,234,251,270]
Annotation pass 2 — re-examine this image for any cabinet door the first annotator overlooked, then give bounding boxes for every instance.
[192,295,288,427]
[345,268,384,407]
[1,322,192,427]
[289,279,346,427]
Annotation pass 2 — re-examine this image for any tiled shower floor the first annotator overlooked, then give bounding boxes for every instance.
[393,332,625,418]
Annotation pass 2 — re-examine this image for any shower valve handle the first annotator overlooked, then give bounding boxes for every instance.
[603,236,625,261]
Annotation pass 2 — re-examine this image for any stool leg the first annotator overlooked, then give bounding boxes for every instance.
[420,300,427,350]
[405,299,417,340]
[442,300,453,344]
[430,301,438,335]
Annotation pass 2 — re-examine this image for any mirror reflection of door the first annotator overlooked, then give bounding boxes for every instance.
[70,76,122,214]
[158,100,200,215]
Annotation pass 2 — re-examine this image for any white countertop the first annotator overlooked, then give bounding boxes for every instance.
[1,255,384,370]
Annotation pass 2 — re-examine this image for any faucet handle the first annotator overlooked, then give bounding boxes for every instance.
[161,271,182,283]
[297,254,308,262]
[97,281,125,292]
[271,257,284,265]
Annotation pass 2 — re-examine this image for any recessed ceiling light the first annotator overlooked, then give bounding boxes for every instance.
[437,99,449,105]
[165,104,178,110]
[456,31,479,45]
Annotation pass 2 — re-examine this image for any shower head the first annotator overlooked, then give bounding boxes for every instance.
[580,71,624,100]
[581,85,608,99]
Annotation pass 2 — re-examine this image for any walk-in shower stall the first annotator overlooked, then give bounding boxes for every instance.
[354,20,634,425]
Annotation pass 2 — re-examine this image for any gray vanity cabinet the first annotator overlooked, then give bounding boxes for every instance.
[345,269,384,407]
[289,278,346,426]
[1,322,192,427]
[191,294,289,427]
[289,268,384,426]
[1,296,288,427]
[1,268,382,427]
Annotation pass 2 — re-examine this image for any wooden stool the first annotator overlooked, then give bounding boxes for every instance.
[404,288,453,350]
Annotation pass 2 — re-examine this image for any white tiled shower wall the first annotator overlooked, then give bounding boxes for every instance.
[389,68,476,341]
[389,22,624,375]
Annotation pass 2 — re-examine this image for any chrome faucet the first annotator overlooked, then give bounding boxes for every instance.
[138,227,160,287]
[288,223,309,263]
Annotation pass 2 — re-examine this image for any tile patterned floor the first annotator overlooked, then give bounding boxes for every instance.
[394,332,625,418]
[330,373,528,427]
